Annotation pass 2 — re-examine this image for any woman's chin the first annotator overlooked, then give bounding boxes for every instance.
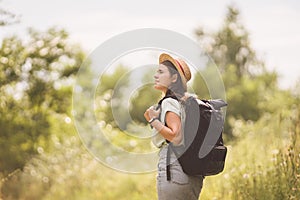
[154,84,167,92]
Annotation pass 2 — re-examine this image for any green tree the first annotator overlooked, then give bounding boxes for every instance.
[95,65,130,129]
[194,5,279,135]
[0,27,85,174]
[129,68,161,124]
[195,5,262,78]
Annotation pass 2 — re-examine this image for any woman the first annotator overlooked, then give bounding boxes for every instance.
[144,53,204,200]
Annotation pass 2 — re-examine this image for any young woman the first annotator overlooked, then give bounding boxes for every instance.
[144,53,204,200]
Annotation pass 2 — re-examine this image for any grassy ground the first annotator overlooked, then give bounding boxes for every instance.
[1,109,299,200]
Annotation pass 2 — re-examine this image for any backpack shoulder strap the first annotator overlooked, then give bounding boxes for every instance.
[158,95,179,181]
[158,95,178,106]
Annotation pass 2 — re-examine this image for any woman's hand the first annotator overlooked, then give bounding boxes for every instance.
[144,106,160,122]
[144,105,182,144]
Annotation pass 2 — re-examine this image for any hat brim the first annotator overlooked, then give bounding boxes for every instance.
[159,53,187,89]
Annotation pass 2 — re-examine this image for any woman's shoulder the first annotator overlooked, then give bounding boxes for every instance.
[161,97,180,110]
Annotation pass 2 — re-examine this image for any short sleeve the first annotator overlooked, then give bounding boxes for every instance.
[161,98,181,123]
[151,98,183,148]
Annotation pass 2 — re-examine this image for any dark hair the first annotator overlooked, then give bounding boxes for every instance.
[161,61,186,100]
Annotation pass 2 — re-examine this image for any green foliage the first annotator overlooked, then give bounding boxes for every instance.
[129,68,161,124]
[1,4,299,200]
[1,134,157,200]
[199,100,300,199]
[1,92,299,200]
[191,63,227,100]
[0,27,85,174]
[95,65,130,129]
[194,5,280,135]
[95,66,161,128]
[100,122,156,153]
[195,5,262,78]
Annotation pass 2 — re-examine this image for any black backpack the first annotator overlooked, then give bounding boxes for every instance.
[159,96,227,180]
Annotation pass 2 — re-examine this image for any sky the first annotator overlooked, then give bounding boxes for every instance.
[1,0,300,89]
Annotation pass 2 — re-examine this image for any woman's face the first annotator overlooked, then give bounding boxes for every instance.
[154,64,176,92]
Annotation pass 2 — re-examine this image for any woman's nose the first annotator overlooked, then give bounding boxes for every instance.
[154,73,158,79]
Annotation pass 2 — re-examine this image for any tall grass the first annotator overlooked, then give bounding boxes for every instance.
[200,107,300,200]
[1,134,157,200]
[1,107,299,199]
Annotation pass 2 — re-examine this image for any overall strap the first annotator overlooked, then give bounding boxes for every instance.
[158,95,179,181]
[166,143,171,181]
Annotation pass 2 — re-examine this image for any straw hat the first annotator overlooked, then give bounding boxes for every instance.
[159,53,191,89]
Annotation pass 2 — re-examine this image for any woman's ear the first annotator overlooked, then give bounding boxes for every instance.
[171,74,178,83]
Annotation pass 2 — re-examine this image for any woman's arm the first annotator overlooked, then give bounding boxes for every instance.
[150,111,182,145]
